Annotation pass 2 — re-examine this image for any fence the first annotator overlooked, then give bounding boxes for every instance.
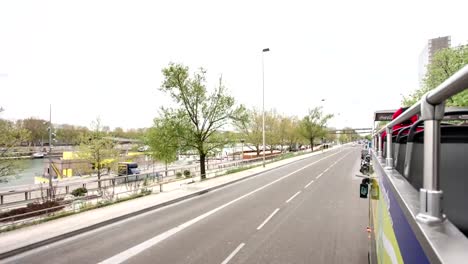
[0,147,323,228]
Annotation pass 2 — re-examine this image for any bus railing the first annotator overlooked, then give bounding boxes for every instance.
[373,64,468,224]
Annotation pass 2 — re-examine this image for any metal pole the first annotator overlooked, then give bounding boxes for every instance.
[417,95,445,224]
[385,127,393,170]
[373,135,377,152]
[262,49,268,167]
[423,120,440,190]
[48,104,53,199]
[377,133,382,158]
[49,104,52,153]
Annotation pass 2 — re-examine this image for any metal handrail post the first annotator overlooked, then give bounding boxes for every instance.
[371,135,375,152]
[385,127,393,170]
[377,133,382,158]
[416,93,445,224]
[373,135,377,152]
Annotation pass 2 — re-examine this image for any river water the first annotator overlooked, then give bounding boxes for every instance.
[0,146,245,189]
[0,159,44,188]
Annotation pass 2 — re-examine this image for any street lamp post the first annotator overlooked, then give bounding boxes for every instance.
[47,104,53,199]
[48,104,52,153]
[262,48,270,168]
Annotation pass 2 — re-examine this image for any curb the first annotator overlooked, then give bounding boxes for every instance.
[0,147,342,260]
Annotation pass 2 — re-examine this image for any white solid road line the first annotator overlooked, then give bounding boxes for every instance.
[304,179,314,189]
[257,208,280,230]
[285,191,301,203]
[221,243,245,264]
[315,151,353,180]
[98,150,348,264]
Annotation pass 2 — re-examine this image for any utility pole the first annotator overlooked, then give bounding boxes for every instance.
[48,104,53,199]
[262,48,270,167]
[49,104,52,153]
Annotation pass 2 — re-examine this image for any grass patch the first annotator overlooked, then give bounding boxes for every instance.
[226,165,256,174]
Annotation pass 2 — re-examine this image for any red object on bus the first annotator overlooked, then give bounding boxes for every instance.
[381,107,419,147]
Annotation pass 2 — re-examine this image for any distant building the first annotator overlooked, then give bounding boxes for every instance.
[418,36,451,85]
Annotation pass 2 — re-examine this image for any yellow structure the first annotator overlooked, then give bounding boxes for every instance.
[63,151,79,160]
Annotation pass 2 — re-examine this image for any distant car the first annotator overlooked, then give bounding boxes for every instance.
[138,146,149,152]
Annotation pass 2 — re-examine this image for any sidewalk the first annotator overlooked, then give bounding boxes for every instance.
[0,145,345,259]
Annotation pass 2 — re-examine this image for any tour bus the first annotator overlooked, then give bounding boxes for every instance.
[360,65,468,263]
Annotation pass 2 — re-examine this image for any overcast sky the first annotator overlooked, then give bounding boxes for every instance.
[0,0,467,130]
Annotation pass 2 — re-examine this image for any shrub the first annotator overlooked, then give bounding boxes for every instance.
[176,172,183,178]
[140,188,152,195]
[0,201,64,222]
[183,170,191,178]
[71,187,88,197]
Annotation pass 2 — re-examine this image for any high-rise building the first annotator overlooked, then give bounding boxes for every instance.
[418,36,451,85]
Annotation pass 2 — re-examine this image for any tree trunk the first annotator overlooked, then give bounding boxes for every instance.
[256,147,260,157]
[97,169,101,189]
[310,137,314,152]
[199,153,206,180]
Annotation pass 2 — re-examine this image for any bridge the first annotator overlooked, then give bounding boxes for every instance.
[328,127,373,134]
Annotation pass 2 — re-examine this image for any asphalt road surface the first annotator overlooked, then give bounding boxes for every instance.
[3,146,368,264]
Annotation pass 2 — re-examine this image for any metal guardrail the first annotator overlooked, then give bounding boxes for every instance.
[373,64,468,224]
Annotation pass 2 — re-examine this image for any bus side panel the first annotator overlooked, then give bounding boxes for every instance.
[371,171,430,264]
[371,177,404,264]
[381,174,429,263]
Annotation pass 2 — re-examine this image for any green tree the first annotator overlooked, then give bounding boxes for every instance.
[78,119,119,188]
[125,128,146,139]
[338,127,359,143]
[324,127,337,143]
[18,117,48,146]
[285,116,302,151]
[158,63,246,179]
[364,134,372,141]
[234,108,263,156]
[277,115,290,152]
[403,45,468,106]
[112,127,126,138]
[0,110,30,181]
[265,110,280,153]
[56,124,88,145]
[299,107,333,151]
[146,116,179,176]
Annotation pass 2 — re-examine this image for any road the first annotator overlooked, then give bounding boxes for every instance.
[2,146,368,264]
